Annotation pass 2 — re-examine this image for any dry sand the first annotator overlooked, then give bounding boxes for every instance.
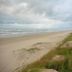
[0,31,71,72]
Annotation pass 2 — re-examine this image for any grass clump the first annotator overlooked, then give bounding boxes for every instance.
[45,54,72,72]
[27,48,40,52]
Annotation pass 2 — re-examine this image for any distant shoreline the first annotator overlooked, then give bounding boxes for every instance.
[0,30,72,41]
[0,29,72,39]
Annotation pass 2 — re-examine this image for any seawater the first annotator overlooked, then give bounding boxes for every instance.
[0,23,72,38]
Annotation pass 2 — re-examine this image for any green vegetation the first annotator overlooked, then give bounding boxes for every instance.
[66,33,72,41]
[45,48,72,72]
[16,47,40,53]
[17,33,72,72]
[27,48,40,52]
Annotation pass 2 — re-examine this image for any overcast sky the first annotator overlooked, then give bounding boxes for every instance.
[0,0,72,29]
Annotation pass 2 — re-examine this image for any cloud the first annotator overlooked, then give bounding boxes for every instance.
[0,0,62,25]
[0,0,72,27]
[52,0,72,21]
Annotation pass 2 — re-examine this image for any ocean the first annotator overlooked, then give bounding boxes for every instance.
[0,23,72,38]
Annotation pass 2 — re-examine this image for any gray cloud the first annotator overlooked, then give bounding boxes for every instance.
[0,0,72,24]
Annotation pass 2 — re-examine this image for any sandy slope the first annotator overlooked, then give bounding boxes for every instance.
[0,31,71,72]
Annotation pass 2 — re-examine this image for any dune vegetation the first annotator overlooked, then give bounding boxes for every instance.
[17,33,72,72]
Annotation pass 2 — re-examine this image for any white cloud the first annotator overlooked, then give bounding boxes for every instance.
[53,0,72,13]
[0,0,72,27]
[0,5,14,14]
[17,2,29,9]
[52,0,72,21]
[14,3,63,25]
[0,1,62,26]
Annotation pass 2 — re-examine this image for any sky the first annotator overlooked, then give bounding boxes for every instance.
[0,0,72,29]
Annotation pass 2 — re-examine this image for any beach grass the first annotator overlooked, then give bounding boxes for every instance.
[18,33,72,72]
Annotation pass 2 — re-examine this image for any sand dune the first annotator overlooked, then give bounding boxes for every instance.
[0,31,71,72]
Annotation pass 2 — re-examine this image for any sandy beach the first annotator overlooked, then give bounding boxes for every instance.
[0,31,71,72]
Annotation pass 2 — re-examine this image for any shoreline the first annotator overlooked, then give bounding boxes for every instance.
[0,30,72,45]
[0,29,72,38]
[0,30,72,72]
[0,27,72,38]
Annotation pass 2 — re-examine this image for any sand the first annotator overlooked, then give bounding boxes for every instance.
[0,31,71,72]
